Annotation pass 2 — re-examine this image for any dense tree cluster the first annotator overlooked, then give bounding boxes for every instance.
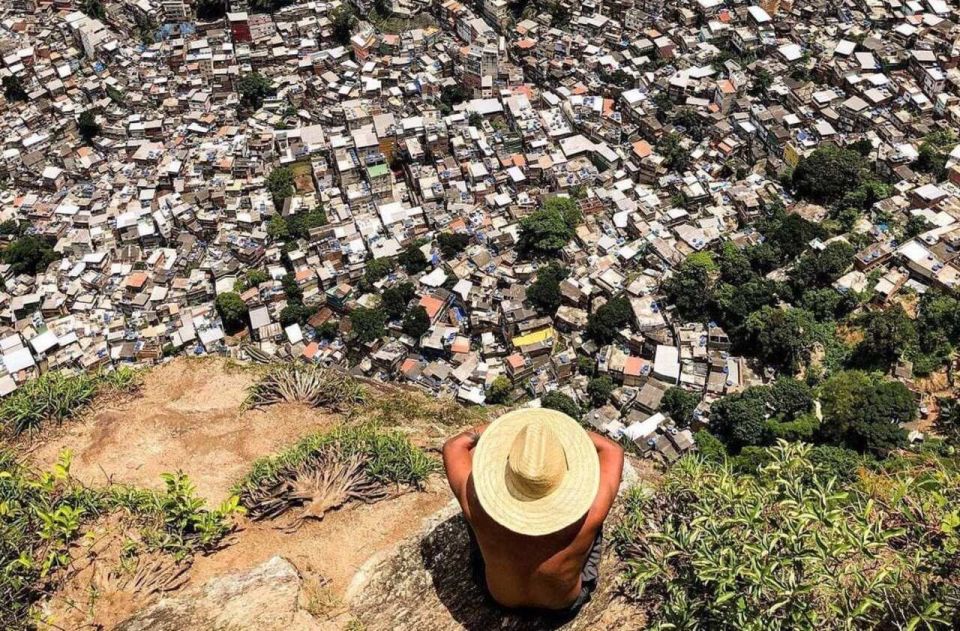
[518,197,581,257]
[541,391,581,419]
[3,233,59,275]
[237,72,275,111]
[526,262,566,315]
[586,296,633,345]
[265,167,294,207]
[215,292,248,333]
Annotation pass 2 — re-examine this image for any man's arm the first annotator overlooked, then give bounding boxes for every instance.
[585,431,624,524]
[442,424,489,514]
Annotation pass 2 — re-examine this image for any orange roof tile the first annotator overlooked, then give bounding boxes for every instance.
[419,295,445,320]
[624,356,644,377]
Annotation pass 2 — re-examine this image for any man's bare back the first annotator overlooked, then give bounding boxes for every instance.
[443,424,624,610]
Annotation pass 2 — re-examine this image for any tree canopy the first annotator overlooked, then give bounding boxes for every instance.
[662,252,716,322]
[2,75,26,102]
[792,146,871,204]
[380,282,415,320]
[541,391,581,420]
[349,307,386,344]
[266,167,294,207]
[586,296,633,345]
[818,370,913,455]
[237,72,274,111]
[215,292,248,333]
[526,262,566,315]
[3,234,59,275]
[518,197,581,258]
[401,306,431,339]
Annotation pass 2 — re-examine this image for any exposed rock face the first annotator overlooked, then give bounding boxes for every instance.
[115,556,321,631]
[348,463,645,631]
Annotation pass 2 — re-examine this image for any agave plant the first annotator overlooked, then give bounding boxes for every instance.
[240,446,394,530]
[245,364,366,411]
[235,425,437,529]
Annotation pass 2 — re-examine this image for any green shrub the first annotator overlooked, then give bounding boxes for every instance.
[0,369,144,435]
[614,441,960,629]
[541,391,581,420]
[0,371,98,435]
[0,451,240,628]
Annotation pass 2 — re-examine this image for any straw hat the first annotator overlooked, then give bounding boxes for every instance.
[472,408,600,536]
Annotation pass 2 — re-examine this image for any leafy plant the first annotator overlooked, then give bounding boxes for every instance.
[0,451,240,627]
[615,441,960,629]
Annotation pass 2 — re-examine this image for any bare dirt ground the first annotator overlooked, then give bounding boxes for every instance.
[29,358,333,505]
[30,358,474,629]
[29,358,653,630]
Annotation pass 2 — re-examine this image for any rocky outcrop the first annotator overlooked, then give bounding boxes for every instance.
[115,556,322,631]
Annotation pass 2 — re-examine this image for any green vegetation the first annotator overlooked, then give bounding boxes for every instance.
[234,424,437,524]
[80,0,106,19]
[615,442,960,630]
[914,129,956,180]
[741,306,819,373]
[350,306,386,344]
[237,72,274,111]
[196,0,226,20]
[286,206,327,240]
[526,262,566,315]
[77,109,100,142]
[437,232,470,258]
[234,268,270,292]
[330,5,357,45]
[586,376,614,407]
[0,368,141,436]
[486,375,512,404]
[265,166,294,207]
[1,447,239,627]
[3,233,59,275]
[662,252,715,321]
[518,197,581,258]
[818,370,913,455]
[706,370,912,458]
[106,85,125,105]
[792,145,873,204]
[215,292,248,333]
[586,296,633,345]
[365,257,395,286]
[246,364,366,411]
[2,75,26,102]
[380,281,415,320]
[541,391,581,420]
[659,387,699,427]
[398,243,428,274]
[402,306,431,339]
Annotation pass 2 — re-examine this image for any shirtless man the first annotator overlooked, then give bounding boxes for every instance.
[442,411,624,613]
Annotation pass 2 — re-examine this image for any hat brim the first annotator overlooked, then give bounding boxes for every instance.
[472,408,600,537]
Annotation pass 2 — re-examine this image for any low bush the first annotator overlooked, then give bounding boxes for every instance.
[614,441,960,629]
[0,450,240,628]
[0,368,144,435]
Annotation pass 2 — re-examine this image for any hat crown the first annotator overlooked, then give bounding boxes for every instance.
[506,420,567,501]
